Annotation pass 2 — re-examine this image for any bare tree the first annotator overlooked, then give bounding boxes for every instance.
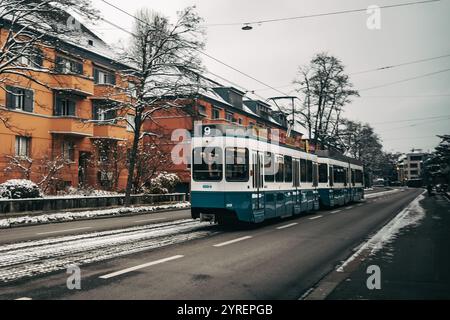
[37,154,67,194]
[97,7,205,206]
[338,119,383,187]
[293,53,359,149]
[90,139,128,191]
[133,135,172,193]
[0,0,98,126]
[3,154,33,179]
[3,153,67,193]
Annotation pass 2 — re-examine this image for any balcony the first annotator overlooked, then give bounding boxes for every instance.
[93,124,129,141]
[50,117,94,137]
[48,74,94,97]
[93,85,131,103]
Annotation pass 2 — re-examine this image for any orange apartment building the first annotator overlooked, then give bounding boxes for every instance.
[0,20,305,194]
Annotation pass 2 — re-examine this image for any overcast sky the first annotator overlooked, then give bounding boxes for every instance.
[87,0,450,154]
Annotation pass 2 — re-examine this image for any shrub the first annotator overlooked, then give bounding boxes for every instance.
[146,172,180,194]
[0,179,42,199]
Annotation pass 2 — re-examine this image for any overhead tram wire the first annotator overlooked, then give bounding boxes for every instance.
[98,0,296,100]
[205,0,441,27]
[359,68,450,91]
[248,53,450,93]
[371,114,450,125]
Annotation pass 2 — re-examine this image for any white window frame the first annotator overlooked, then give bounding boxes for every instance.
[15,136,30,157]
[126,114,135,132]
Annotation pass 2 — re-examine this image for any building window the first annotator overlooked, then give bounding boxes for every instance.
[55,56,83,75]
[410,163,418,168]
[54,95,76,116]
[198,105,207,116]
[62,141,75,162]
[212,108,220,120]
[226,112,234,122]
[128,82,138,98]
[92,102,117,121]
[238,118,243,125]
[15,136,30,157]
[6,86,34,112]
[409,156,422,161]
[94,68,116,85]
[126,114,135,131]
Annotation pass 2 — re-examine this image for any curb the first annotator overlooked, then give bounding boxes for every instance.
[0,205,192,230]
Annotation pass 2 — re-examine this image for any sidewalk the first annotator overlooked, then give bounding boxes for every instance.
[327,193,450,299]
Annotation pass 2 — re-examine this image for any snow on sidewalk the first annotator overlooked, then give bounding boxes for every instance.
[0,202,191,229]
[337,191,426,272]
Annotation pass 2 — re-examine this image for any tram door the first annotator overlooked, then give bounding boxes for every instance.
[252,151,264,211]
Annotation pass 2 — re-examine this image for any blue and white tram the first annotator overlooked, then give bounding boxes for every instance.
[316,150,364,207]
[190,125,364,224]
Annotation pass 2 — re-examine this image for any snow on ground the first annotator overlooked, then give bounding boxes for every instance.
[337,191,426,272]
[365,189,402,199]
[0,202,191,229]
[0,219,216,283]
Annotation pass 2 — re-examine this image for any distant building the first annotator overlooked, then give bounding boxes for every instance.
[397,150,427,184]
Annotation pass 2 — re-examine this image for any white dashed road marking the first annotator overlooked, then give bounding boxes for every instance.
[213,236,253,247]
[309,215,323,220]
[99,255,184,279]
[331,210,342,214]
[276,223,298,230]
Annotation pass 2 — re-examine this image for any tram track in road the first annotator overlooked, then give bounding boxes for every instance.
[0,219,218,284]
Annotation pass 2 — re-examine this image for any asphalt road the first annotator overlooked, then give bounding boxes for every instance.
[0,188,422,300]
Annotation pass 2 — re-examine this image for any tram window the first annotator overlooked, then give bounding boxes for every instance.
[344,168,348,186]
[306,160,313,183]
[275,156,284,182]
[264,152,275,182]
[312,163,318,187]
[300,159,307,182]
[293,159,300,187]
[329,166,334,186]
[333,166,342,183]
[355,170,363,183]
[225,148,249,182]
[284,156,293,182]
[192,147,223,181]
[318,163,328,183]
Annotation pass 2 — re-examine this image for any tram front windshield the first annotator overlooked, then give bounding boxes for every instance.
[192,147,223,181]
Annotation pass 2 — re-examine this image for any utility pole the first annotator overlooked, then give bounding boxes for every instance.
[268,96,297,137]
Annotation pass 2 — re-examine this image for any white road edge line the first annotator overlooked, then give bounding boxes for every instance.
[134,217,166,223]
[345,206,354,210]
[357,203,364,207]
[213,236,253,247]
[276,223,298,230]
[15,297,32,300]
[36,227,93,235]
[309,215,323,220]
[331,210,342,214]
[99,255,184,279]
